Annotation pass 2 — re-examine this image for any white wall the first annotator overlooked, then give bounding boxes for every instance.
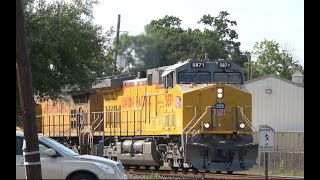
[246,76,304,132]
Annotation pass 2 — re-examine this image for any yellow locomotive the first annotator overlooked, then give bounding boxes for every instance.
[36,59,258,173]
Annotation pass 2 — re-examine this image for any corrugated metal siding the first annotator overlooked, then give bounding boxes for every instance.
[253,132,304,152]
[246,77,304,132]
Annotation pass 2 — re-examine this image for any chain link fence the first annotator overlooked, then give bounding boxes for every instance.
[249,151,304,176]
[246,132,304,176]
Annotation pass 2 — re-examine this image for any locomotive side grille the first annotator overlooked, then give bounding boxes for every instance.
[170,114,175,126]
[165,115,169,126]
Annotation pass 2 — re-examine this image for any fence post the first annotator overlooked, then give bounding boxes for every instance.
[273,152,275,172]
[299,152,301,170]
[285,152,287,171]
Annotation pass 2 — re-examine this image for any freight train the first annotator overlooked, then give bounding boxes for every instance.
[36,59,258,173]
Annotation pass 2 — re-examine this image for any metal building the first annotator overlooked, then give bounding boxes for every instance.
[245,71,304,132]
[245,71,304,152]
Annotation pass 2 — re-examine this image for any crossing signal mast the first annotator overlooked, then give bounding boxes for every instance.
[84,1,123,74]
[114,14,121,73]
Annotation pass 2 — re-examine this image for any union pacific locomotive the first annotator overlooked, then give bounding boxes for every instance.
[36,59,258,173]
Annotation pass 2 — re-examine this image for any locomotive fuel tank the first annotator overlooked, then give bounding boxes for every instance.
[104,140,161,166]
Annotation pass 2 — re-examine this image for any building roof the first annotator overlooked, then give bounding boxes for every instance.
[245,74,304,88]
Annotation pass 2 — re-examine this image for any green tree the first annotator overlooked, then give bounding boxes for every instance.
[251,39,303,80]
[16,0,113,126]
[118,11,248,72]
[118,33,165,71]
[145,15,184,66]
[25,0,113,98]
[199,11,247,67]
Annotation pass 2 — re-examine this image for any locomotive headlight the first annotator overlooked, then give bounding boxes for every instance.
[217,88,223,99]
[203,122,210,129]
[239,123,245,129]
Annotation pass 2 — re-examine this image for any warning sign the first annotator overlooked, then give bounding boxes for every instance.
[259,125,275,152]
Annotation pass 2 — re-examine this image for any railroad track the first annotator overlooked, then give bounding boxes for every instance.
[126,169,304,179]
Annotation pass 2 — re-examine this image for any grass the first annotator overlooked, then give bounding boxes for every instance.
[146,172,162,179]
[280,170,304,176]
[243,165,304,177]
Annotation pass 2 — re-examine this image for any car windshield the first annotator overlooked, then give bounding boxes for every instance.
[41,136,79,156]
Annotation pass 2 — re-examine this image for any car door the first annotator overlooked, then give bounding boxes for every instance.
[16,136,25,179]
[16,136,62,179]
[38,140,62,179]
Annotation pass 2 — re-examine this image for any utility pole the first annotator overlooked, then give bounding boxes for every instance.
[16,0,42,179]
[246,52,252,80]
[114,14,121,73]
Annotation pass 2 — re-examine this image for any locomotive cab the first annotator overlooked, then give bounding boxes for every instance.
[160,60,244,85]
[159,60,258,172]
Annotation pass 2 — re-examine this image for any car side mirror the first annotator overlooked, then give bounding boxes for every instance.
[45,149,57,157]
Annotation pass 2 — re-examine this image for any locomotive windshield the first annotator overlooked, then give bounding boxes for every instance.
[213,72,243,84]
[178,72,211,84]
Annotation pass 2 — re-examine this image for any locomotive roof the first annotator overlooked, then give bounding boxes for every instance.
[158,60,243,75]
[161,62,189,77]
[61,59,243,92]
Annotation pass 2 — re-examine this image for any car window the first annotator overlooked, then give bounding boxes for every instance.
[41,136,79,156]
[39,143,49,157]
[16,136,56,157]
[16,137,23,155]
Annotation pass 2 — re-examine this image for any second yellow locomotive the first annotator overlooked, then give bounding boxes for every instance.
[37,59,258,173]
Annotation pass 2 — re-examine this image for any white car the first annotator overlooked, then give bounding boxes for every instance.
[16,131,128,179]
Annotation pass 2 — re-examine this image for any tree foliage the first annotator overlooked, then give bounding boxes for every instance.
[251,39,303,80]
[117,11,248,72]
[16,0,114,126]
[23,0,113,99]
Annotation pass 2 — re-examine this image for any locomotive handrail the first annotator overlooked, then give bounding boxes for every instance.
[185,106,214,144]
[192,130,198,138]
[88,93,150,135]
[182,106,198,132]
[36,113,84,117]
[86,94,149,149]
[84,113,105,148]
[180,106,197,162]
[181,106,212,163]
[236,106,257,132]
[145,93,166,97]
[89,118,104,147]
[87,109,145,148]
[91,114,105,131]
[88,91,156,135]
[93,119,104,131]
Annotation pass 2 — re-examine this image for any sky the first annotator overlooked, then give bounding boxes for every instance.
[92,0,304,66]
